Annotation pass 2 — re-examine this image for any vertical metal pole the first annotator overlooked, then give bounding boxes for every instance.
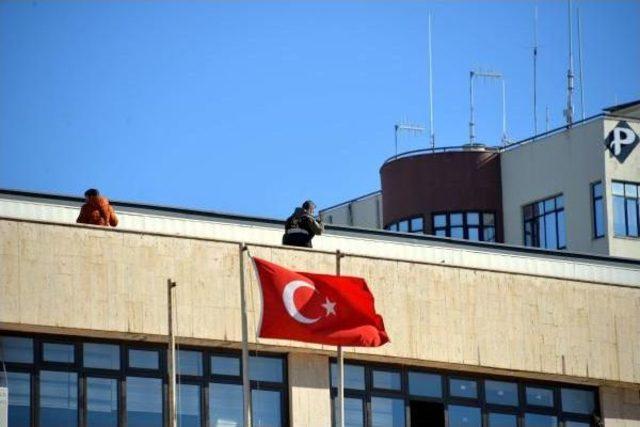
[546,106,550,131]
[533,4,538,135]
[566,0,574,125]
[167,279,177,427]
[394,125,399,159]
[428,12,435,149]
[336,250,344,427]
[577,7,585,120]
[469,71,475,144]
[239,244,252,427]
[501,79,507,145]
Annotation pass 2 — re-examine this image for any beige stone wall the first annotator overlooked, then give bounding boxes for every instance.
[288,353,331,427]
[601,387,640,426]
[1,219,639,390]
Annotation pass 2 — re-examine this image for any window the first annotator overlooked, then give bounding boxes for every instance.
[372,369,401,391]
[432,212,496,242]
[178,349,203,376]
[523,195,566,250]
[127,376,163,426]
[385,216,424,234]
[592,182,605,238]
[128,348,159,370]
[450,378,478,399]
[84,343,120,370]
[0,334,288,427]
[612,180,640,237]
[0,336,33,363]
[87,377,118,426]
[39,370,78,426]
[6,371,30,427]
[43,342,74,364]
[177,383,202,427]
[330,360,600,427]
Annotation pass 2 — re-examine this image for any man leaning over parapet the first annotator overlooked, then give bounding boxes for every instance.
[76,188,119,227]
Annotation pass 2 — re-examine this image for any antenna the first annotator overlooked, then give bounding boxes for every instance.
[546,105,550,131]
[564,0,575,125]
[394,123,425,158]
[577,7,585,120]
[469,70,507,145]
[428,12,435,149]
[533,4,538,134]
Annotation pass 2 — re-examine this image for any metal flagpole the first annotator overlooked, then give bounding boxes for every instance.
[239,243,252,427]
[167,279,177,427]
[336,250,345,427]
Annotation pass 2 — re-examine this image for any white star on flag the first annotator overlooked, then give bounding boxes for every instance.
[321,297,337,316]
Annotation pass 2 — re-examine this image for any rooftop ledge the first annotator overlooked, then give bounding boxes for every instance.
[1,188,639,289]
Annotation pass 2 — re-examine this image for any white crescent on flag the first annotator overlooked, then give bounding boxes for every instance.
[282,280,321,324]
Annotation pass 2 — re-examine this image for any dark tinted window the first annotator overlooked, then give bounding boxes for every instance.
[210,383,243,426]
[7,371,30,427]
[43,343,74,364]
[0,336,33,363]
[87,377,118,427]
[126,376,163,426]
[39,371,78,426]
[177,383,201,427]
[84,343,120,370]
[252,389,282,427]
[249,356,283,382]
[128,349,159,370]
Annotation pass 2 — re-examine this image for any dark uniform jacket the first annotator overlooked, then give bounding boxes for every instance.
[282,208,324,248]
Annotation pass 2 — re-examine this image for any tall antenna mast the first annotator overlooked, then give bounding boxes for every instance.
[428,12,435,149]
[533,5,538,134]
[577,7,585,120]
[564,0,575,125]
[546,106,550,131]
[469,70,506,145]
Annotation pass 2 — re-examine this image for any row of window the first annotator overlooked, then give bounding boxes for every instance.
[329,362,598,427]
[385,212,496,243]
[0,335,287,427]
[384,180,640,250]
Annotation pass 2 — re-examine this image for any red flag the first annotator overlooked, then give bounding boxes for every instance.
[251,257,389,347]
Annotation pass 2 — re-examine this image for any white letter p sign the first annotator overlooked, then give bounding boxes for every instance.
[605,121,638,162]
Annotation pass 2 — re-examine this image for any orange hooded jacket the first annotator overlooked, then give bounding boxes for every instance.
[76,196,119,227]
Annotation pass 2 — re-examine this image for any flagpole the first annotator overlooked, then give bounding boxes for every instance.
[239,243,252,427]
[336,250,345,427]
[167,279,177,427]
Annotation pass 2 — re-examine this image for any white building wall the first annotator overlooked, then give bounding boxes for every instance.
[501,119,609,255]
[320,191,382,229]
[604,118,640,259]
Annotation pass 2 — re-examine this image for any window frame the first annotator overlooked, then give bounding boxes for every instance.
[612,180,640,238]
[591,181,605,239]
[522,194,566,250]
[431,211,497,242]
[0,331,289,427]
[329,359,600,427]
[385,215,424,234]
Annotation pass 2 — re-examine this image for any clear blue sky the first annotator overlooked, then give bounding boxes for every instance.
[1,1,639,218]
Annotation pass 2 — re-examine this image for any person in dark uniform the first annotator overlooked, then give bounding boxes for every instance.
[282,200,324,248]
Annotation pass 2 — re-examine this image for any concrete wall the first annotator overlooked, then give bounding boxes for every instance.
[601,387,640,426]
[320,192,382,229]
[501,120,609,255]
[1,218,639,389]
[604,118,640,259]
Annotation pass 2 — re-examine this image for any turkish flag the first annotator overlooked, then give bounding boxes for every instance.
[251,257,389,347]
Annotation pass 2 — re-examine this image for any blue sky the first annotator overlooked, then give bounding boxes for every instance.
[1,1,638,218]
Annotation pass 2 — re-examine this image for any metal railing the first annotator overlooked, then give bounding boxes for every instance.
[383,112,640,164]
[382,144,500,166]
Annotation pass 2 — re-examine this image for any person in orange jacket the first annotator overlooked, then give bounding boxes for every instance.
[76,188,119,227]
